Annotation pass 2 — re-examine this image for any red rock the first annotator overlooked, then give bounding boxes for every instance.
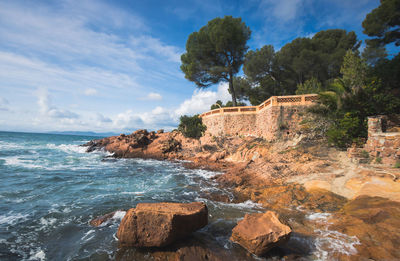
[117,202,208,247]
[90,211,116,227]
[230,211,291,256]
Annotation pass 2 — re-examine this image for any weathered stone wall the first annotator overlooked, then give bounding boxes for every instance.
[202,113,257,137]
[200,94,318,140]
[202,105,309,141]
[364,116,400,165]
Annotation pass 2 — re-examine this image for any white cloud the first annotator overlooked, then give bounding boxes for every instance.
[36,87,79,119]
[140,92,163,101]
[130,36,182,63]
[97,113,112,123]
[174,82,231,117]
[105,84,231,132]
[84,88,98,96]
[0,97,9,111]
[261,0,302,22]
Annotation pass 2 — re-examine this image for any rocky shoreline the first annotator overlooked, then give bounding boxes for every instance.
[83,129,400,260]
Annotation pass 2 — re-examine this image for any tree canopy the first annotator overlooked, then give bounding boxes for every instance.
[234,29,360,105]
[180,16,251,106]
[362,0,400,47]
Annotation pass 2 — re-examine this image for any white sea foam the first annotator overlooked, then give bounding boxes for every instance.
[192,169,221,179]
[81,230,95,242]
[112,211,126,221]
[3,156,43,169]
[313,229,360,260]
[204,199,263,210]
[121,191,146,195]
[307,212,332,222]
[0,212,29,225]
[46,143,87,154]
[0,141,24,150]
[29,249,46,261]
[38,217,57,231]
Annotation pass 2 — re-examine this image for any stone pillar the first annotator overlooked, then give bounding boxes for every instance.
[368,116,382,137]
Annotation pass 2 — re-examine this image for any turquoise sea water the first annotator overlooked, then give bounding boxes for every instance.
[0,131,266,260]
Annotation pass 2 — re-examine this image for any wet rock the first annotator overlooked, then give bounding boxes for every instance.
[90,211,116,226]
[117,202,208,247]
[231,211,291,256]
[90,210,125,227]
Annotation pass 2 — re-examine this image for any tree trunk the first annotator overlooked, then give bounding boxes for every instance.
[228,70,237,106]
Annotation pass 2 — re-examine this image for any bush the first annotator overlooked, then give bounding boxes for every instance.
[395,161,400,169]
[178,115,207,139]
[296,77,323,94]
[327,113,367,148]
[375,157,382,164]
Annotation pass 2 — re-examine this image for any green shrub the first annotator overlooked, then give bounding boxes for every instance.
[296,77,322,94]
[361,150,369,158]
[178,115,207,139]
[395,161,400,168]
[375,157,382,164]
[327,113,367,148]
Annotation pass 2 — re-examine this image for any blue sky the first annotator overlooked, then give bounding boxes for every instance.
[0,0,384,133]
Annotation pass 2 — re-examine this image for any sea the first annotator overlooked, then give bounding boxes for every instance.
[0,131,361,260]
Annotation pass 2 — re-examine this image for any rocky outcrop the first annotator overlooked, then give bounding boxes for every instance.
[230,211,291,256]
[90,211,116,227]
[117,202,208,247]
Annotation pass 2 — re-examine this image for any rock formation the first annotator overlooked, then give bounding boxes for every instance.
[230,211,291,256]
[90,211,117,227]
[117,202,208,247]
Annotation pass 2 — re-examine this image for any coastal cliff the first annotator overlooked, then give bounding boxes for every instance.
[83,128,400,260]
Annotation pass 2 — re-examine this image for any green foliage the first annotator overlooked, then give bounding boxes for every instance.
[276,29,360,92]
[180,16,251,106]
[296,77,323,94]
[341,50,368,90]
[312,48,400,148]
[210,100,223,110]
[235,29,360,105]
[178,115,207,139]
[210,100,246,110]
[362,45,388,65]
[375,157,382,164]
[327,113,367,148]
[395,161,400,168]
[362,0,400,47]
[361,150,370,159]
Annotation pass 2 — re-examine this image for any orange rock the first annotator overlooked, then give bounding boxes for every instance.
[230,211,291,256]
[117,202,208,247]
[90,211,116,227]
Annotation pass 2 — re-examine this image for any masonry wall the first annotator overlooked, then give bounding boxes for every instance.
[202,104,309,140]
[364,115,400,165]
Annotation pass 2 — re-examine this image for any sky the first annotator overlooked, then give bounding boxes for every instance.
[0,0,384,133]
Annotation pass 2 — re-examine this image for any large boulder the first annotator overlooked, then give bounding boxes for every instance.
[117,202,208,247]
[230,211,291,256]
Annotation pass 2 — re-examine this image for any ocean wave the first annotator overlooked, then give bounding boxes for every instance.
[313,229,360,259]
[306,212,332,222]
[81,229,95,242]
[28,248,46,261]
[112,210,126,221]
[46,143,87,154]
[0,212,29,226]
[0,140,25,150]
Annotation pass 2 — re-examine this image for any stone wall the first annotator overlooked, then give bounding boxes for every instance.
[364,115,400,165]
[200,94,317,141]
